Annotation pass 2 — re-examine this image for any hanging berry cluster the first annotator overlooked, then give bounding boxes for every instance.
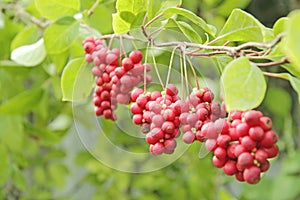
[83,37,152,120]
[82,37,279,184]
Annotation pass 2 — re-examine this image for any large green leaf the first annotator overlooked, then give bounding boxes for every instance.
[116,0,147,14]
[221,57,266,111]
[285,10,300,78]
[0,88,43,114]
[11,39,46,67]
[61,58,94,102]
[163,7,215,36]
[147,0,182,20]
[0,115,24,153]
[273,17,288,36]
[216,0,251,17]
[166,19,202,43]
[44,17,80,54]
[112,12,131,34]
[35,0,80,20]
[216,9,266,42]
[113,0,147,34]
[11,26,40,50]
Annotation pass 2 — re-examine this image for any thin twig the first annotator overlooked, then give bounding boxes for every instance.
[186,57,200,89]
[88,0,101,16]
[262,72,289,80]
[254,57,289,67]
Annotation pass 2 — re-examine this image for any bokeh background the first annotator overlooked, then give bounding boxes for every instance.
[0,0,299,199]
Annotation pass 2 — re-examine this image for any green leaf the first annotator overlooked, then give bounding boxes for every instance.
[112,12,131,34]
[0,145,10,185]
[216,9,265,42]
[273,17,288,36]
[0,88,43,114]
[285,10,300,78]
[11,39,46,67]
[167,19,202,43]
[216,0,251,17]
[0,115,24,153]
[221,57,266,111]
[120,11,136,23]
[35,0,80,20]
[147,0,182,20]
[11,26,40,50]
[163,7,215,36]
[44,17,80,54]
[116,0,147,15]
[61,58,94,102]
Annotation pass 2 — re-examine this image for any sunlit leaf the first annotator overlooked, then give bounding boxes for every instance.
[163,7,215,36]
[285,10,300,78]
[35,0,80,20]
[11,38,46,67]
[61,58,94,101]
[44,17,80,54]
[221,57,266,111]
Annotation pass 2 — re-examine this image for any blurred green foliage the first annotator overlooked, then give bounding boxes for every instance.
[0,0,299,199]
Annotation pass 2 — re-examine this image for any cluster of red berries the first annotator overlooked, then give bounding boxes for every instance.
[206,110,278,184]
[130,84,181,155]
[179,88,227,144]
[82,37,152,120]
[82,37,279,184]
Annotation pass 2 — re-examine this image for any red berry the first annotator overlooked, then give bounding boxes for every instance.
[240,136,257,151]
[131,88,144,102]
[217,134,231,148]
[254,149,268,163]
[243,110,263,126]
[243,166,261,184]
[259,116,272,131]
[249,126,264,141]
[150,142,164,155]
[132,114,143,124]
[261,130,278,148]
[182,131,195,144]
[236,123,250,137]
[214,147,227,160]
[212,155,227,168]
[129,50,143,64]
[237,152,254,171]
[164,139,177,150]
[105,53,118,66]
[122,57,134,71]
[166,84,178,96]
[224,160,237,175]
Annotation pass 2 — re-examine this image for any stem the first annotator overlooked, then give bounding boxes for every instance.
[255,57,289,67]
[151,45,165,90]
[186,57,200,90]
[119,35,127,58]
[1,3,50,28]
[182,47,190,98]
[88,0,101,16]
[144,42,150,92]
[262,72,289,80]
[165,47,178,89]
[180,52,185,99]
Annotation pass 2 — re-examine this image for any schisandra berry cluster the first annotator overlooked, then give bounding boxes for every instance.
[207,110,279,184]
[82,37,152,120]
[82,37,279,184]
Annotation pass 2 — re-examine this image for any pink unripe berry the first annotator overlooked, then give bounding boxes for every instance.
[224,160,238,176]
[182,131,195,144]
